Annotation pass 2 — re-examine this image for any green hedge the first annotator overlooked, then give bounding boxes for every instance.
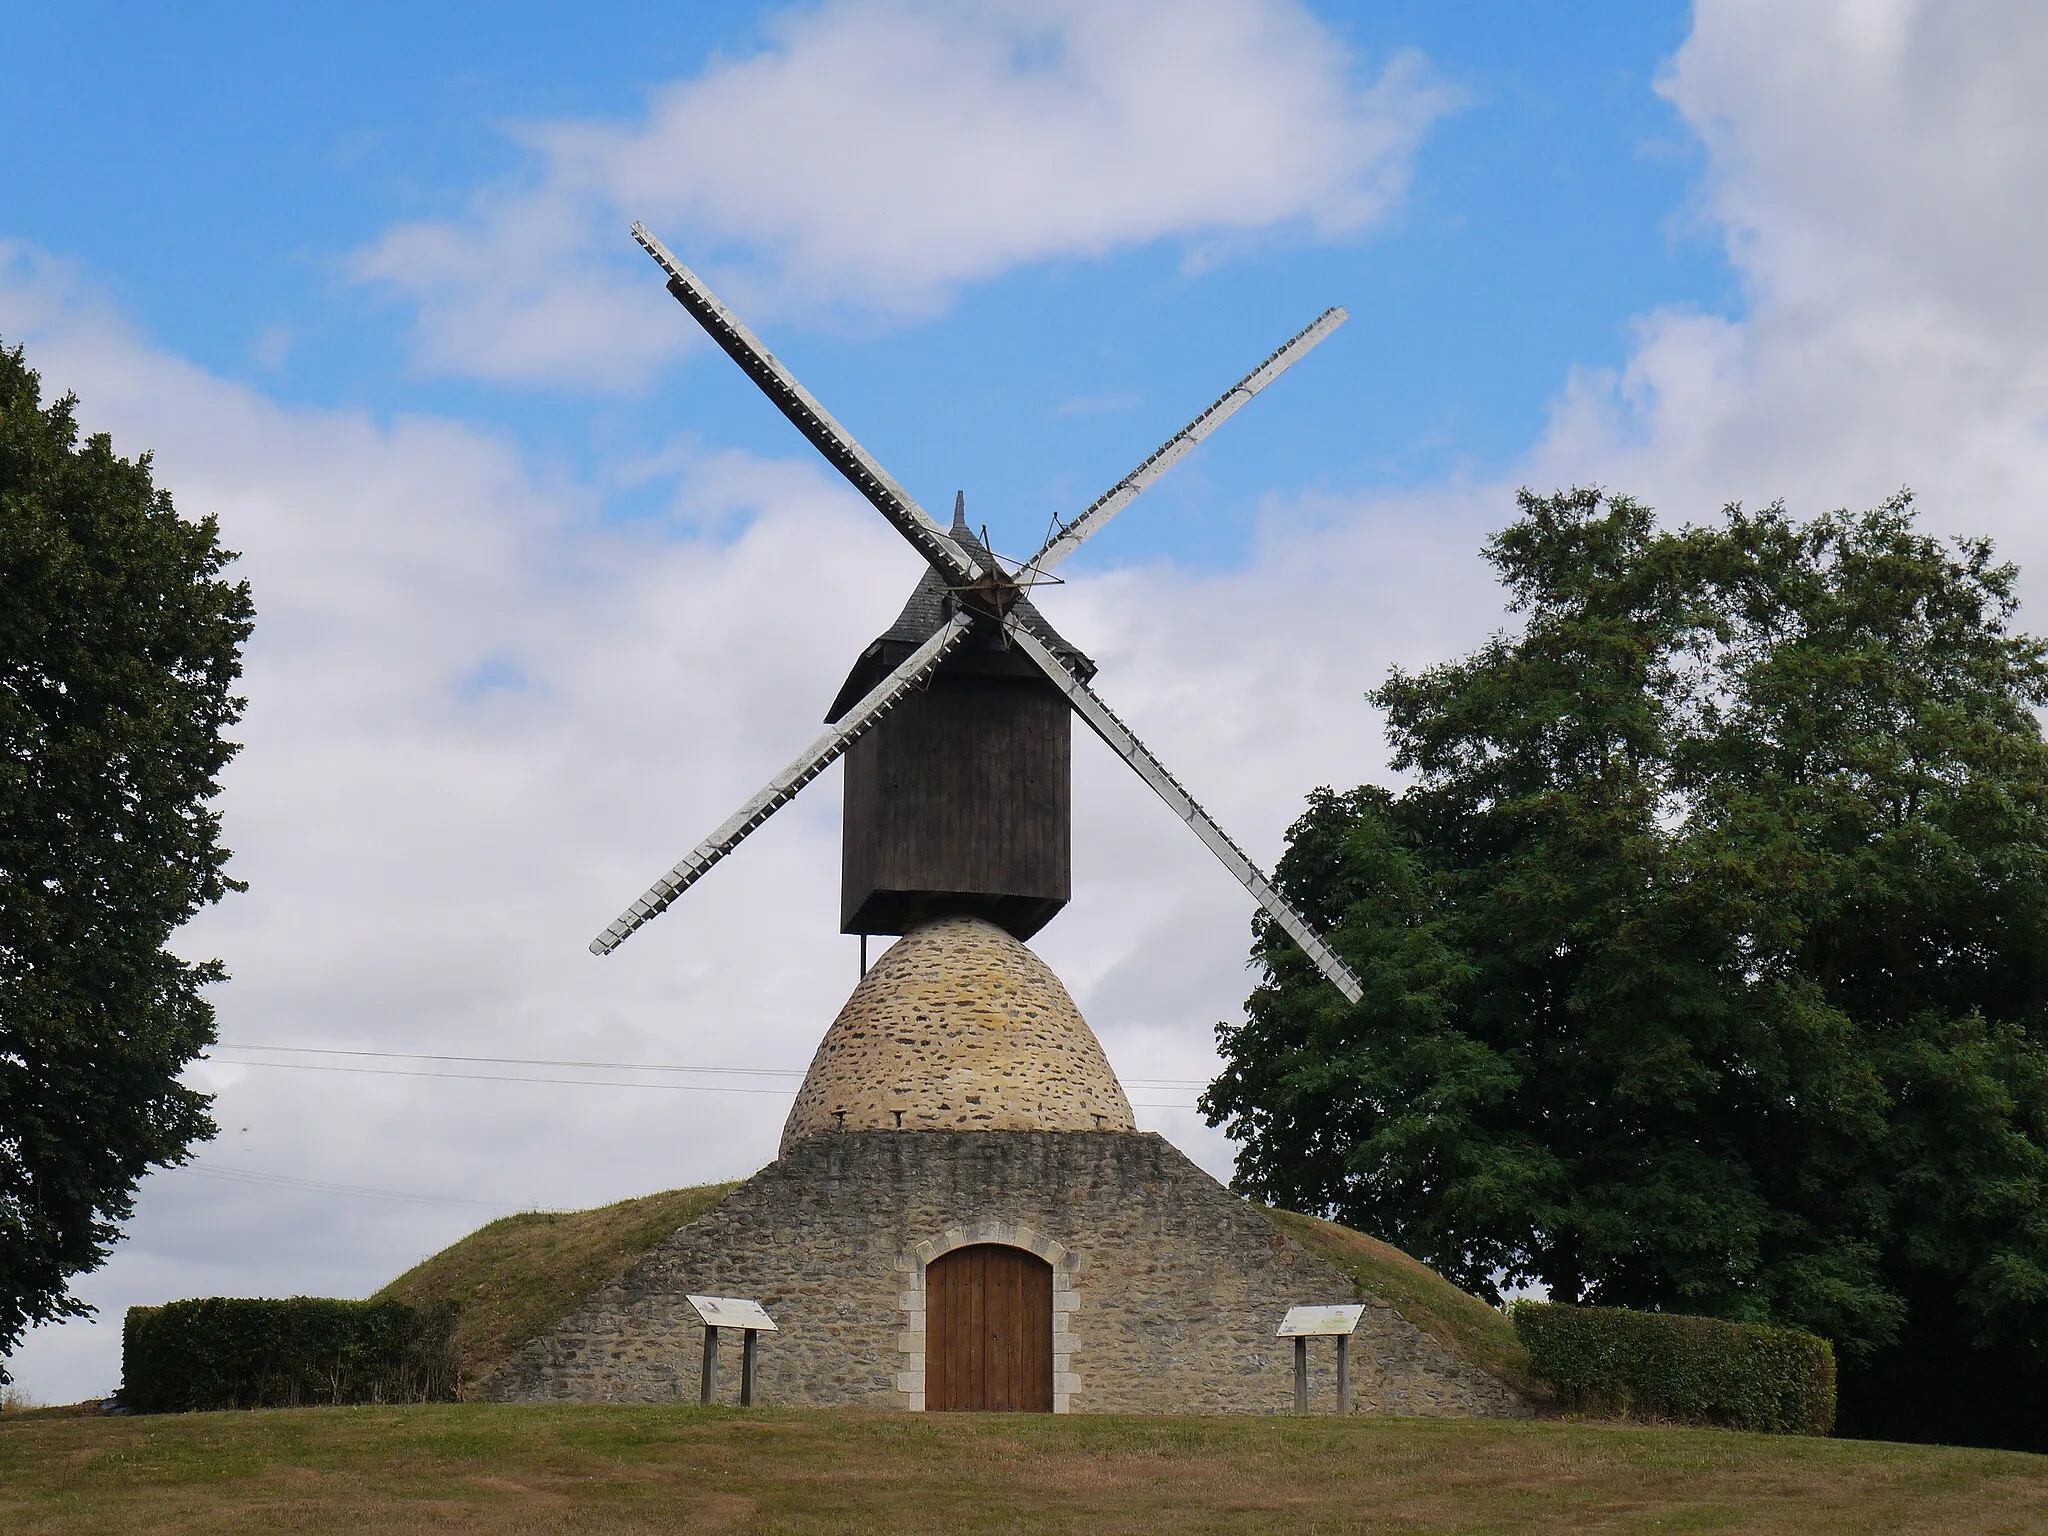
[121,1297,459,1413]
[1513,1301,1835,1435]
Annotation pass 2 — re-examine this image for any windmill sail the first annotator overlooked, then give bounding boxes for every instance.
[600,223,1362,1001]
[1025,307,1348,578]
[630,223,981,587]
[1004,624,1365,1004]
[590,612,975,955]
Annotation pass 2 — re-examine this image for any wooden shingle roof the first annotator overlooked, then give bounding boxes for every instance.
[824,501,1095,722]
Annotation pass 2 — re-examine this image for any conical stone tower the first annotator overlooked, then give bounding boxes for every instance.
[780,915,1133,1152]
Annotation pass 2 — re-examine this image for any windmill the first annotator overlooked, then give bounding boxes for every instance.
[591,223,1363,1006]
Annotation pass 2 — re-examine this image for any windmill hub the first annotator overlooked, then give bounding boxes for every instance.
[945,553,1025,625]
[779,914,1134,1154]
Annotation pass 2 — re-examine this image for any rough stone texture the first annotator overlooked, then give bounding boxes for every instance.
[780,916,1134,1154]
[488,1131,1532,1419]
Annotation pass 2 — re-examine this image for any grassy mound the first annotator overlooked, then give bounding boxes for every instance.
[375,1182,735,1391]
[1266,1208,1543,1399]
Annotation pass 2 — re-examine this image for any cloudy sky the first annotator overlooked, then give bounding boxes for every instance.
[6,0,2046,1401]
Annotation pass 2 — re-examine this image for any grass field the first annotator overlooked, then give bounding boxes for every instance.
[3,1403,2044,1534]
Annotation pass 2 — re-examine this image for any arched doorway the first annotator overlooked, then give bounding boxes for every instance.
[925,1243,1054,1411]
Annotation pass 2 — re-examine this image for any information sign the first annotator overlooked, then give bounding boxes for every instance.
[1275,1304,1365,1338]
[687,1296,778,1332]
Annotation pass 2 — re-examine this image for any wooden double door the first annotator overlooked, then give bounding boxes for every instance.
[926,1244,1054,1412]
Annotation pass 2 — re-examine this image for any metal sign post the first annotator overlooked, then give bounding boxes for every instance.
[1276,1304,1366,1414]
[687,1296,778,1407]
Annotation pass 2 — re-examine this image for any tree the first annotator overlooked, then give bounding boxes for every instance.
[1206,488,2048,1447]
[0,342,252,1381]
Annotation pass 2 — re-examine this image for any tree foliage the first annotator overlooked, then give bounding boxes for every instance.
[0,342,252,1380]
[1206,488,2048,1446]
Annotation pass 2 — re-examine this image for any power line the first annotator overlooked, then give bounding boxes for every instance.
[207,1057,797,1095]
[213,1041,1212,1092]
[180,1161,528,1212]
[218,1042,808,1078]
[203,1054,1205,1110]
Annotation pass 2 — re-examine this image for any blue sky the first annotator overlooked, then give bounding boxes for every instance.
[7,2,2048,1402]
[6,2,1727,568]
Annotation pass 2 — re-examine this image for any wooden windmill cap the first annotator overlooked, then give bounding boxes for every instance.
[822,498,1095,723]
[780,914,1136,1152]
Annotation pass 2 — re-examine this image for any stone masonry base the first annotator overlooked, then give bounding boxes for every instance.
[487,1130,1532,1418]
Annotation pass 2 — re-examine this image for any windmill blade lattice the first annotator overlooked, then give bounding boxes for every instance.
[590,612,975,956]
[1003,623,1364,1004]
[1025,306,1348,578]
[630,222,981,587]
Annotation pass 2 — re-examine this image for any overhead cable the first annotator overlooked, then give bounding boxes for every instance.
[203,1053,1204,1110]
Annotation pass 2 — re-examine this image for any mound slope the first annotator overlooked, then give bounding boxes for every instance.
[376,1183,734,1393]
[1270,1207,1542,1399]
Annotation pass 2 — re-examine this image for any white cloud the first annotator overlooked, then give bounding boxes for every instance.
[1668,0,2048,331]
[1537,0,2048,599]
[354,0,1455,386]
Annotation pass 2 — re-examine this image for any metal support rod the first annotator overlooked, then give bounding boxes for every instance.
[699,1325,719,1405]
[1336,1333,1350,1415]
[1293,1336,1308,1414]
[860,933,867,977]
[740,1328,759,1407]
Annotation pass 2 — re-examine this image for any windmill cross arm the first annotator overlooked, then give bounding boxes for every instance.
[1004,624,1364,1004]
[631,223,981,589]
[1024,306,1348,578]
[589,611,976,956]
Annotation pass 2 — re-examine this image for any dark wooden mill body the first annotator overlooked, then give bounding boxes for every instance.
[826,507,1094,942]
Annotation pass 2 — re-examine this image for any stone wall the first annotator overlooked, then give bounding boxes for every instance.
[488,1130,1531,1418]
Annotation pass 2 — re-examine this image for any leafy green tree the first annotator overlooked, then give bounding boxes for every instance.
[0,343,252,1382]
[1207,488,2048,1447]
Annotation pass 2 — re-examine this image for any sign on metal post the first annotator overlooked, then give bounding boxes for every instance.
[1276,1304,1366,1415]
[687,1296,778,1407]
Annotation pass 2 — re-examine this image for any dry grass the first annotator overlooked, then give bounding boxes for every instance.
[1267,1208,1544,1399]
[375,1183,736,1390]
[3,1403,2044,1534]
